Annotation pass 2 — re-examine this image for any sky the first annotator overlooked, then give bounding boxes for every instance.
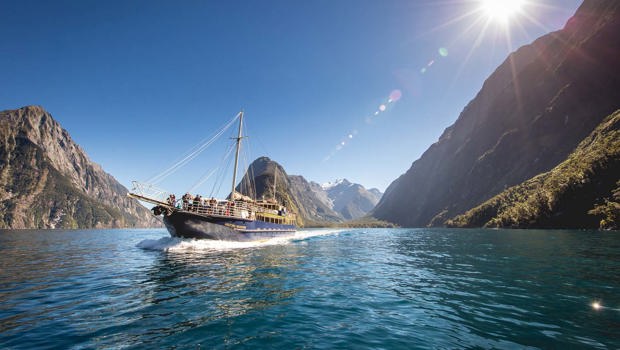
[1,0,583,197]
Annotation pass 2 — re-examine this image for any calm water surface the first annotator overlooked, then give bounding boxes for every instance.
[0,228,618,349]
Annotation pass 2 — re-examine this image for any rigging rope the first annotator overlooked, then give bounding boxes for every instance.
[145,113,240,184]
[211,152,234,199]
[187,141,236,194]
[209,122,239,198]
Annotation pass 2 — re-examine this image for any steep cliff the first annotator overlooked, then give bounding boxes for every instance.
[0,106,160,228]
[446,110,620,229]
[373,0,620,227]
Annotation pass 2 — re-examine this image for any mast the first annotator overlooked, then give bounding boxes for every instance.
[231,111,244,199]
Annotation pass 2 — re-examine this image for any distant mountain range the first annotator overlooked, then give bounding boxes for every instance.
[372,0,620,229]
[237,157,382,226]
[0,106,160,229]
[321,179,382,220]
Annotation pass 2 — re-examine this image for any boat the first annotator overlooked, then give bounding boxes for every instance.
[128,111,298,241]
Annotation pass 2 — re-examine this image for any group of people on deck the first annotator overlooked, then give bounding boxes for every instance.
[165,192,289,219]
[169,193,218,210]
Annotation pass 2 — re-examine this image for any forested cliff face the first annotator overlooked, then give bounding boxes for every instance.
[447,110,620,230]
[372,0,620,228]
[0,106,160,228]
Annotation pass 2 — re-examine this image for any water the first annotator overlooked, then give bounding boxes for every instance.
[1,228,619,349]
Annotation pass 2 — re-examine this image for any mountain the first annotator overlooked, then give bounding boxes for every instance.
[236,158,382,226]
[236,157,342,226]
[0,106,160,229]
[321,179,382,220]
[368,188,383,199]
[447,109,620,229]
[372,0,620,227]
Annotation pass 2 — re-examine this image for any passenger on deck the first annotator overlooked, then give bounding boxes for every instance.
[226,201,233,216]
[182,193,191,210]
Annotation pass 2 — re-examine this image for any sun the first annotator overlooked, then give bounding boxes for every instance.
[480,0,525,24]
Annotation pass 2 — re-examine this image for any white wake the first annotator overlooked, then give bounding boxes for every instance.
[136,228,344,252]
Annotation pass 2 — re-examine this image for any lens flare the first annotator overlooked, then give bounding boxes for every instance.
[389,89,402,102]
[439,47,449,57]
[324,90,401,161]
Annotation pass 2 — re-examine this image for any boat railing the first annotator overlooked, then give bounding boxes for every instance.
[182,199,295,223]
[182,200,262,219]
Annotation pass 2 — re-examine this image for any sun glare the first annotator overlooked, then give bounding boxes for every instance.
[480,0,525,23]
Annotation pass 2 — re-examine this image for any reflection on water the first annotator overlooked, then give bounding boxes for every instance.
[0,228,619,349]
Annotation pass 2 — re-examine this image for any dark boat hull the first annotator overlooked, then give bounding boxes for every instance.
[163,210,296,241]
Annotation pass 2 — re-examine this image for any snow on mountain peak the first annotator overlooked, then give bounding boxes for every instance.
[321,179,352,190]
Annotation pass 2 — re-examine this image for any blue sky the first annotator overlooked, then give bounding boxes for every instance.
[1,0,582,196]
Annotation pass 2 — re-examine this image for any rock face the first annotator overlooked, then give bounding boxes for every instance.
[0,106,160,229]
[372,0,620,227]
[321,179,382,220]
[446,110,620,230]
[236,157,381,226]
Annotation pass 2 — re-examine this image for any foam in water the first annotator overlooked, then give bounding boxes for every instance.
[136,229,343,252]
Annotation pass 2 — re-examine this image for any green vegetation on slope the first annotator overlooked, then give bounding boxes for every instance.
[446,110,620,230]
[336,217,398,228]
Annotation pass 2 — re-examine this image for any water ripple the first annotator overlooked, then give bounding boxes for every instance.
[0,228,619,349]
